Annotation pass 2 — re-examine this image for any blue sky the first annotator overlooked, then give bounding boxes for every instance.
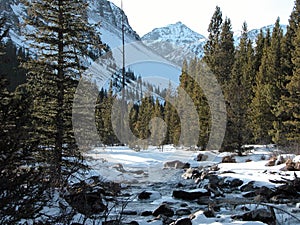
[109,0,295,36]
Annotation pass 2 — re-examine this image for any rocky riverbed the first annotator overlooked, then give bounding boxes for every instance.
[67,145,300,225]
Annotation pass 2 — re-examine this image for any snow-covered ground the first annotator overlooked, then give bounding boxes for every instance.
[83,145,300,225]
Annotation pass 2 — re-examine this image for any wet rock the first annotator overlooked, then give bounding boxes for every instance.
[240,181,258,192]
[175,208,192,216]
[281,158,300,171]
[243,191,256,198]
[180,203,188,207]
[206,174,220,185]
[232,208,276,225]
[256,186,274,199]
[124,222,139,225]
[206,183,224,197]
[295,162,300,171]
[152,203,174,217]
[228,178,244,188]
[195,153,208,161]
[173,189,210,200]
[170,217,192,225]
[164,160,190,169]
[65,191,107,215]
[222,155,236,163]
[112,163,126,172]
[182,168,201,179]
[102,220,120,225]
[265,156,277,166]
[138,190,161,201]
[203,208,215,218]
[122,210,137,215]
[141,211,152,216]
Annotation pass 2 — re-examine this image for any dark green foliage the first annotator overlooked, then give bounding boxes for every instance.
[283,25,300,148]
[0,17,48,223]
[204,7,235,88]
[20,0,102,185]
[224,22,255,154]
[0,40,28,91]
[250,18,284,144]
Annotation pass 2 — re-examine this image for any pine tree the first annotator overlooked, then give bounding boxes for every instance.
[150,98,165,146]
[21,0,102,185]
[218,17,235,84]
[224,22,255,153]
[163,82,180,146]
[193,60,211,149]
[250,19,284,144]
[283,25,300,149]
[250,29,272,143]
[203,6,223,78]
[273,0,300,147]
[0,17,48,223]
[204,7,235,88]
[0,40,28,91]
[254,29,266,73]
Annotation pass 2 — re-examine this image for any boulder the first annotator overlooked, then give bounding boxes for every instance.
[240,181,258,192]
[221,155,236,163]
[221,177,244,189]
[195,153,208,161]
[170,217,192,225]
[232,208,276,225]
[175,208,192,216]
[182,168,201,179]
[164,160,190,169]
[173,189,210,200]
[112,163,126,172]
[285,158,296,171]
[125,222,139,225]
[122,210,137,215]
[138,190,161,201]
[65,191,107,215]
[152,203,174,217]
[141,211,153,216]
[295,162,300,171]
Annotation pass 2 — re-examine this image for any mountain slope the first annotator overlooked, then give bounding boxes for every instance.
[0,0,182,88]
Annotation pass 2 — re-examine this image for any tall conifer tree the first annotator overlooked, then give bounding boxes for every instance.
[224,22,255,153]
[21,0,102,185]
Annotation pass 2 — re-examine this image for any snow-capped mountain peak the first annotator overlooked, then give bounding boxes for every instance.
[141,21,207,65]
[142,21,206,45]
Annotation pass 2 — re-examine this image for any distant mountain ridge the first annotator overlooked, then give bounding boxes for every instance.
[142,21,288,64]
